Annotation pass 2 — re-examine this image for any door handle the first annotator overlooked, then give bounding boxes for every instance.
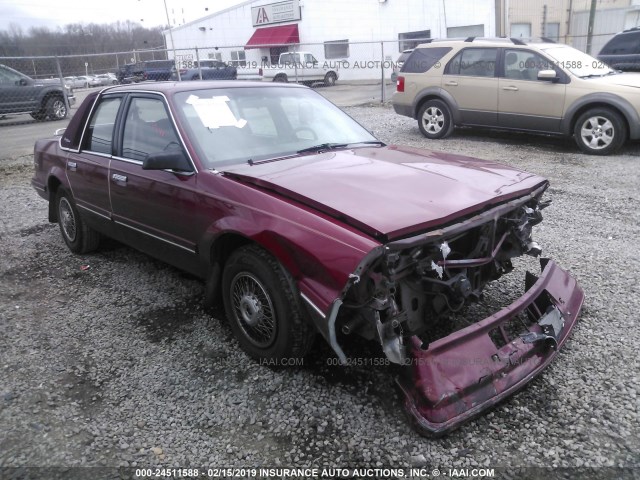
[68,161,77,171]
[112,173,128,183]
[444,81,458,86]
[502,86,519,91]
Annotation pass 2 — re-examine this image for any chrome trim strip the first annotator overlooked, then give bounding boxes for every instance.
[113,220,196,254]
[81,151,112,159]
[300,292,326,319]
[327,299,348,364]
[111,156,143,166]
[77,204,111,220]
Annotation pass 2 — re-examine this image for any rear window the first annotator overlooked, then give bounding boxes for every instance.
[401,47,452,73]
[144,60,174,68]
[600,32,640,55]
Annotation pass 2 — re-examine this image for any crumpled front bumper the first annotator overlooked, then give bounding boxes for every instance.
[397,259,584,437]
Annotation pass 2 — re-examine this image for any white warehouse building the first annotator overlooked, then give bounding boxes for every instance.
[163,0,499,81]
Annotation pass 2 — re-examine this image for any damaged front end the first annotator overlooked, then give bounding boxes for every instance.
[328,184,584,435]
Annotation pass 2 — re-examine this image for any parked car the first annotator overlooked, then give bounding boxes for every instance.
[598,27,640,72]
[171,60,237,81]
[391,48,414,83]
[392,37,640,155]
[86,75,102,87]
[0,64,74,120]
[116,63,144,84]
[262,51,338,86]
[64,76,89,88]
[95,73,118,86]
[32,81,583,436]
[141,60,175,81]
[64,75,98,88]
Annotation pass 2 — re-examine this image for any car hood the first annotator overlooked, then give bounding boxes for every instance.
[222,146,547,241]
[582,72,640,88]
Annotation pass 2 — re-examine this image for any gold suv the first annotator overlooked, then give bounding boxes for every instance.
[392,38,640,155]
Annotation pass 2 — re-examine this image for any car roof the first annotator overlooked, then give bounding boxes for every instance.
[414,37,560,49]
[100,80,308,95]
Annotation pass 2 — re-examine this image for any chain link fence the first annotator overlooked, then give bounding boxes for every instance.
[1,2,638,126]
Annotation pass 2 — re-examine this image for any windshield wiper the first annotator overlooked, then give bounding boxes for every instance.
[296,140,385,155]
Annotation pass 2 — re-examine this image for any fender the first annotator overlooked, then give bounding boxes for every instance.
[561,92,640,139]
[411,86,461,124]
[197,196,378,318]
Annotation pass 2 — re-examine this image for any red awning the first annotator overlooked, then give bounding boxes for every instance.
[245,24,299,49]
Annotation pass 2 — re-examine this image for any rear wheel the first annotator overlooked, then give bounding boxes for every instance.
[273,74,288,83]
[55,188,101,253]
[323,72,337,87]
[222,245,315,361]
[46,96,67,120]
[573,108,626,155]
[417,99,454,139]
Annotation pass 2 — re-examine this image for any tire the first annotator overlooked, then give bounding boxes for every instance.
[323,72,337,87]
[55,188,101,254]
[46,96,67,120]
[221,245,315,361]
[573,108,626,155]
[30,111,47,121]
[273,74,288,83]
[417,99,454,139]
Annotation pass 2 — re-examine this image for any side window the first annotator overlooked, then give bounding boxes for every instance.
[402,47,452,73]
[600,34,637,55]
[0,68,23,85]
[457,48,497,77]
[85,97,122,154]
[121,97,182,162]
[504,50,553,81]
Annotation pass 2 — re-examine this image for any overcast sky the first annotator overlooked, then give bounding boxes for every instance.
[0,0,247,32]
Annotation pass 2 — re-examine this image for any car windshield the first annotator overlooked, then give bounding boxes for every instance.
[173,87,378,168]
[542,46,615,77]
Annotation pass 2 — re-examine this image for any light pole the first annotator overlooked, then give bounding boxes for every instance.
[163,0,181,80]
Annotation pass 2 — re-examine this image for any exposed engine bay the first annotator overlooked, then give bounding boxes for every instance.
[336,188,550,364]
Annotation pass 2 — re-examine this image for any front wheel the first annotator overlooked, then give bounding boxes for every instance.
[573,108,626,155]
[46,96,67,120]
[221,245,315,361]
[417,99,454,139]
[55,189,101,253]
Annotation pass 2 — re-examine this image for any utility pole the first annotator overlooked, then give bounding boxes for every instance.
[586,0,597,53]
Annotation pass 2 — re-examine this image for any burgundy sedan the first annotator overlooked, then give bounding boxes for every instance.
[31,81,583,436]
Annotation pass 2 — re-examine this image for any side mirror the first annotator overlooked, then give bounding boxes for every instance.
[143,151,192,173]
[537,69,558,81]
[18,78,28,86]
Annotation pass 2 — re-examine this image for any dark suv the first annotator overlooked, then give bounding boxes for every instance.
[598,28,640,72]
[0,64,75,121]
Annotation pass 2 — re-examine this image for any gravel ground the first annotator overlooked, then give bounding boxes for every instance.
[0,105,638,479]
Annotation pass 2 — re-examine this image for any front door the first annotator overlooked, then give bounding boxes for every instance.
[498,49,566,132]
[109,95,201,257]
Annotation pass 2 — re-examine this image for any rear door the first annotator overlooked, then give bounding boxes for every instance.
[66,94,123,220]
[442,47,499,126]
